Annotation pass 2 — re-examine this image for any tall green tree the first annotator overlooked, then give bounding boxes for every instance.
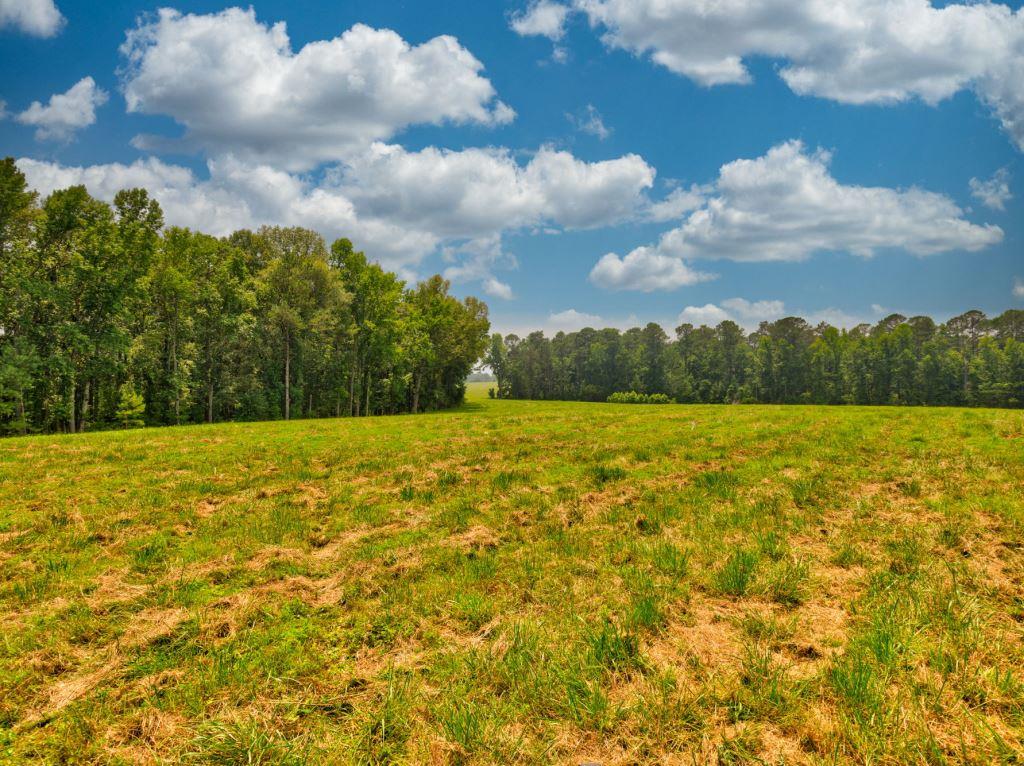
[259,227,343,420]
[330,238,402,416]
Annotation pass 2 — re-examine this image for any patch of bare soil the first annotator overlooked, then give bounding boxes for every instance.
[195,498,221,518]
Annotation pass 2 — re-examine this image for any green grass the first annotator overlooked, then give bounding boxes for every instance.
[1,387,1022,764]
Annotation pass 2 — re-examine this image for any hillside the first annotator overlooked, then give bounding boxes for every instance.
[1,391,1022,764]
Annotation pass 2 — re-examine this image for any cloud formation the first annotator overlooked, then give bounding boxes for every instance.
[675,303,730,327]
[676,298,880,330]
[677,298,785,328]
[590,246,716,292]
[440,236,517,300]
[17,144,654,289]
[517,0,1024,150]
[482,278,515,300]
[120,8,515,170]
[645,184,706,222]
[592,140,1001,291]
[340,143,654,237]
[0,0,63,37]
[568,104,612,140]
[510,1,571,40]
[721,297,786,322]
[969,168,1012,211]
[548,308,604,331]
[16,77,107,141]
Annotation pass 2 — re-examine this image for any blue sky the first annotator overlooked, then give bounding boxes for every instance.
[2,0,1022,334]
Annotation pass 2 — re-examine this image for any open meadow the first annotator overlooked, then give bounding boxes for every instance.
[1,385,1022,764]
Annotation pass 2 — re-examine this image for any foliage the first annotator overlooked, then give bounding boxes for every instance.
[607,391,675,404]
[115,383,145,428]
[490,313,1024,408]
[0,158,489,434]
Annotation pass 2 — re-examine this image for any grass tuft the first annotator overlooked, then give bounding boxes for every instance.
[589,464,627,485]
[713,549,760,597]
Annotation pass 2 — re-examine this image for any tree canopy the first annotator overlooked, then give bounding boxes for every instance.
[0,158,490,435]
[487,312,1024,408]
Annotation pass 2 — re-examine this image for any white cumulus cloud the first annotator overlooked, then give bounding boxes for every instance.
[548,308,604,331]
[16,143,654,290]
[547,0,1024,150]
[677,298,786,328]
[120,8,515,170]
[341,143,654,237]
[676,298,880,330]
[510,1,571,41]
[589,246,716,292]
[658,141,1002,261]
[645,184,707,222]
[721,298,786,321]
[1014,278,1024,299]
[16,77,107,141]
[676,303,731,327]
[0,0,63,37]
[969,168,1012,211]
[592,140,1002,291]
[483,278,515,300]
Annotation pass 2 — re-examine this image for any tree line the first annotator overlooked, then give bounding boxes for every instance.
[485,310,1024,408]
[0,158,490,435]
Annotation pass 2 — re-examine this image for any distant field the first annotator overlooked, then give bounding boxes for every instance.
[1,397,1022,764]
[465,380,495,401]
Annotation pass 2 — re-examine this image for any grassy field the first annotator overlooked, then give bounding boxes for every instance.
[1,385,1022,764]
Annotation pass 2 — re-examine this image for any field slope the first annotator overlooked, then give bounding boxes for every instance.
[1,390,1023,764]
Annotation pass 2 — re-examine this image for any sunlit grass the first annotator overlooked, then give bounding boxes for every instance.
[0,395,1022,763]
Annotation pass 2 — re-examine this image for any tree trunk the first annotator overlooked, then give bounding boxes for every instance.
[364,368,371,417]
[17,389,26,435]
[172,326,180,425]
[69,378,76,434]
[349,362,358,417]
[81,380,91,432]
[207,375,214,423]
[284,334,291,420]
[412,372,421,414]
